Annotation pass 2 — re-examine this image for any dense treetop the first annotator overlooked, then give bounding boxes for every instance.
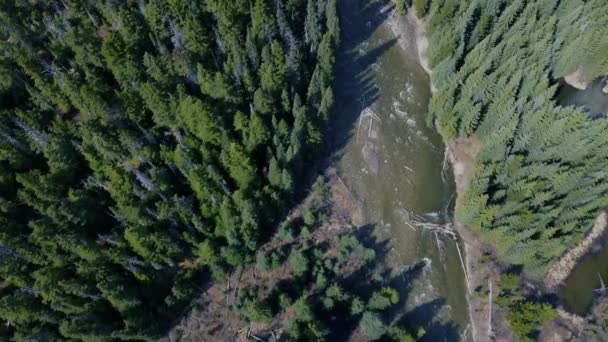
[424,0,608,276]
[0,0,338,340]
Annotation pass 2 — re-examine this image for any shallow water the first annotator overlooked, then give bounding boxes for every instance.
[330,0,469,338]
[558,231,608,314]
[559,79,608,117]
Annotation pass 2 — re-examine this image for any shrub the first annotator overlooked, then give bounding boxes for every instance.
[303,207,316,226]
[315,270,328,289]
[312,175,328,198]
[293,297,313,322]
[288,249,309,277]
[395,0,408,15]
[387,326,415,342]
[360,311,387,339]
[413,0,426,17]
[323,297,335,310]
[270,249,286,269]
[242,299,272,323]
[279,293,292,309]
[325,284,348,305]
[508,301,556,340]
[278,222,296,242]
[256,251,272,272]
[367,287,399,310]
[351,297,365,315]
[337,236,375,264]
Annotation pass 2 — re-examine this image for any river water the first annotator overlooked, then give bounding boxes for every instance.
[330,0,470,339]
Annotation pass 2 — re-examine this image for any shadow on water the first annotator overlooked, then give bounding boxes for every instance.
[325,0,396,161]
[398,297,460,341]
[328,224,436,340]
[329,224,461,341]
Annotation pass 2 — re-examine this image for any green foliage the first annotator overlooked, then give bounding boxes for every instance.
[242,299,273,323]
[337,235,376,263]
[0,0,340,339]
[289,249,309,277]
[233,206,412,342]
[277,222,296,243]
[426,0,608,277]
[303,207,317,226]
[351,297,365,315]
[367,287,400,310]
[508,302,556,340]
[360,311,387,339]
[256,251,272,273]
[496,272,556,340]
[395,0,408,15]
[413,0,427,17]
[387,326,417,342]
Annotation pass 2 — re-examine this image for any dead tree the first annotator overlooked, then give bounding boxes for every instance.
[407,212,471,294]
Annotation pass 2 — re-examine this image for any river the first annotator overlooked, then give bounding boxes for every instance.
[330,0,470,339]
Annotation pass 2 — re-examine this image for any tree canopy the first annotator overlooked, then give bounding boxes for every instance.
[0,0,339,340]
[424,0,608,276]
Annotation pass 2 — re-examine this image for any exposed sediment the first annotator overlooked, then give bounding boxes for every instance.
[387,10,434,91]
[544,211,608,291]
[564,68,589,90]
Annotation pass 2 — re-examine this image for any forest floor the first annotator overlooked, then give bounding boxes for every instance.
[162,168,365,342]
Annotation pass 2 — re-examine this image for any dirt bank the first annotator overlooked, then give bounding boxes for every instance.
[564,68,589,90]
[447,137,515,342]
[544,211,608,291]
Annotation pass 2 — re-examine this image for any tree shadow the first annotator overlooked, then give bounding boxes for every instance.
[278,0,397,240]
[383,258,429,319]
[328,223,451,340]
[324,0,396,162]
[397,297,461,341]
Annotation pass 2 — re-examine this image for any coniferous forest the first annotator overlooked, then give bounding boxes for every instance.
[424,0,608,276]
[0,0,338,340]
[3,0,608,340]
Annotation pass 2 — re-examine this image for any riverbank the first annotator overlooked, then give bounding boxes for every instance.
[392,10,523,340]
[447,138,516,342]
[388,10,499,342]
[545,212,608,291]
[387,10,434,92]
